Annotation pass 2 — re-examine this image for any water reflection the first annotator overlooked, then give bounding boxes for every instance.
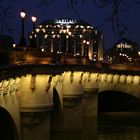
[98,112,140,140]
[51,112,140,140]
[50,90,140,140]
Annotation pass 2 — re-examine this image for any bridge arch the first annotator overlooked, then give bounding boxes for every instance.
[0,107,19,140]
[98,90,140,113]
[50,88,63,130]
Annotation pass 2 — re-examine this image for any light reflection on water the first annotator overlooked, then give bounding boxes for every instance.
[51,112,140,140]
[98,112,140,140]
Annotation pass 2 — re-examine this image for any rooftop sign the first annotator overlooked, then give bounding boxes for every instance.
[55,19,77,24]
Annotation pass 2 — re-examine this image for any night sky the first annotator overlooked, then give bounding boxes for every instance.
[2,0,140,49]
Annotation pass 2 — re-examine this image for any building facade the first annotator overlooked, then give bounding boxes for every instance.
[29,18,103,62]
[106,38,140,64]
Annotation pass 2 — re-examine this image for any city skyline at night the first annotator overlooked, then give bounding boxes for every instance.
[1,0,140,49]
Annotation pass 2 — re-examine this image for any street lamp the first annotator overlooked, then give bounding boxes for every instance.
[31,15,37,47]
[19,9,27,47]
[83,40,89,58]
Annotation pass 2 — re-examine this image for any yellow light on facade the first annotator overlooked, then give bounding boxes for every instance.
[59,30,62,33]
[39,25,42,28]
[83,40,86,44]
[42,28,46,33]
[45,34,48,38]
[86,41,90,45]
[63,30,66,33]
[36,28,40,32]
[138,51,140,56]
[76,25,79,28]
[95,30,97,34]
[68,32,72,35]
[66,25,71,28]
[41,48,45,52]
[13,43,16,48]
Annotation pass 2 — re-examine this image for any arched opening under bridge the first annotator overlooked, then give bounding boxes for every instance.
[0,107,18,140]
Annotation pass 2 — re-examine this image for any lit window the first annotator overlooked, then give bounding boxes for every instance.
[68,32,72,35]
[86,41,90,45]
[39,25,42,28]
[95,30,97,34]
[13,44,16,48]
[76,25,79,28]
[42,28,46,33]
[83,40,86,43]
[36,28,40,32]
[66,25,71,28]
[45,35,48,38]
[41,48,45,52]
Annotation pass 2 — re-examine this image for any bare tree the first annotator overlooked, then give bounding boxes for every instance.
[38,0,140,38]
[0,1,15,35]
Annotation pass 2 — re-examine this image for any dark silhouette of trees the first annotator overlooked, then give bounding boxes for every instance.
[0,1,15,35]
[38,0,140,38]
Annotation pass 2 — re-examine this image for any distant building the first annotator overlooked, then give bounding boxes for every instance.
[29,18,104,62]
[106,38,140,63]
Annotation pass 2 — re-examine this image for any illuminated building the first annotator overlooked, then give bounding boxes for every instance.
[29,18,104,62]
[106,38,140,63]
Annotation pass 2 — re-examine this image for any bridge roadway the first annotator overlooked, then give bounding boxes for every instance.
[0,64,140,140]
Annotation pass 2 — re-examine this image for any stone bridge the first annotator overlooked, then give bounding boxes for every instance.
[0,64,140,140]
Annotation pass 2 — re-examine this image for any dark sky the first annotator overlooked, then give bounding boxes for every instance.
[2,0,140,49]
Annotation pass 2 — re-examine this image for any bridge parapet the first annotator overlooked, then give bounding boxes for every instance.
[20,74,53,112]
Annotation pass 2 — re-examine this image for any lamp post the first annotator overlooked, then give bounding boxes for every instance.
[31,15,37,47]
[82,40,89,64]
[83,40,89,58]
[19,9,27,47]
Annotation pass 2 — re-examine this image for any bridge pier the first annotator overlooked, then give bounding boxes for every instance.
[21,110,52,140]
[63,94,83,131]
[20,74,54,140]
[82,72,99,139]
[51,71,99,139]
[62,72,83,131]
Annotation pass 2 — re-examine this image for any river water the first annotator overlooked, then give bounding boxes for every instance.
[51,112,140,140]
